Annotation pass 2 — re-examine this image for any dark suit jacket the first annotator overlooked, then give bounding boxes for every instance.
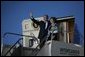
[31,18,51,40]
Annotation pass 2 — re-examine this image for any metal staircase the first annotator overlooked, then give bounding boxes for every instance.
[3,38,23,56]
[1,32,47,56]
[2,30,84,56]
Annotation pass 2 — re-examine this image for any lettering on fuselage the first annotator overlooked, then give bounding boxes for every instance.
[60,48,80,56]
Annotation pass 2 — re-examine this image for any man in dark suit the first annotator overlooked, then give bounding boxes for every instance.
[30,14,51,48]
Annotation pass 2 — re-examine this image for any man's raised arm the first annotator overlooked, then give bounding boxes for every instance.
[30,12,40,25]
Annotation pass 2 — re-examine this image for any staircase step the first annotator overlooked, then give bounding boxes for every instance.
[11,46,40,56]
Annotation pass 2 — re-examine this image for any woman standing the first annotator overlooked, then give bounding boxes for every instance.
[47,17,59,41]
